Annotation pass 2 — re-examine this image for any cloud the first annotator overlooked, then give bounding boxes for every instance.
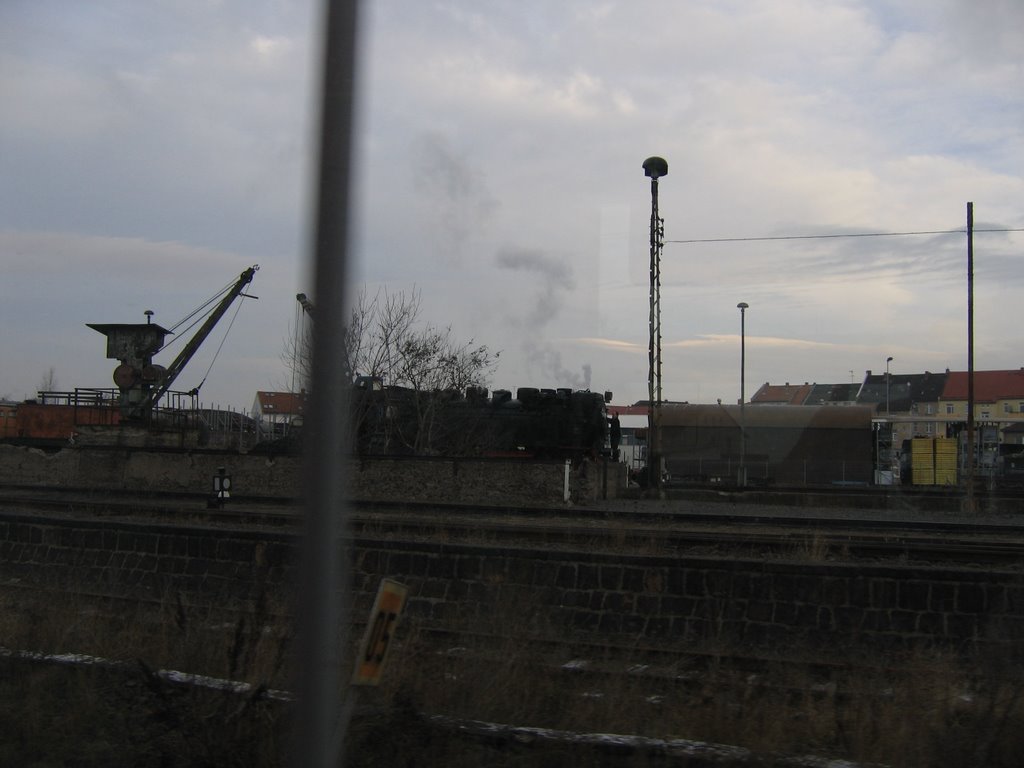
[0,229,286,405]
[2,0,1022,409]
[567,337,646,353]
[0,230,247,288]
[250,34,292,61]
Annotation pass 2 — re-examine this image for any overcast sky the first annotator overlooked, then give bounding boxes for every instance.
[2,0,1022,410]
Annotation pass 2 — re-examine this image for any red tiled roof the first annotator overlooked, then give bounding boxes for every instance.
[255,390,307,415]
[750,383,813,405]
[941,370,1024,402]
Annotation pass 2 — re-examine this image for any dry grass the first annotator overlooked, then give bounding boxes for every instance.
[0,584,291,767]
[4,581,1024,767]
[361,602,1024,767]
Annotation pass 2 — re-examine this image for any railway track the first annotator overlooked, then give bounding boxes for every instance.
[4,481,1022,758]
[3,484,1024,567]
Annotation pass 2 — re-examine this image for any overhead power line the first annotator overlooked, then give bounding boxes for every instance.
[667,227,1024,245]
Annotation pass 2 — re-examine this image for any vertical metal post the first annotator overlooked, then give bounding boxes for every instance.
[642,157,667,495]
[885,356,893,416]
[737,302,748,487]
[966,202,975,511]
[884,356,893,481]
[875,422,880,482]
[297,2,361,766]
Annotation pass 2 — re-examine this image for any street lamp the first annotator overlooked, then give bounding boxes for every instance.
[643,156,668,495]
[737,302,749,487]
[885,356,893,416]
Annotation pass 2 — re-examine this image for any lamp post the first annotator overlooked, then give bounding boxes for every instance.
[737,302,749,487]
[885,356,893,416]
[643,156,668,495]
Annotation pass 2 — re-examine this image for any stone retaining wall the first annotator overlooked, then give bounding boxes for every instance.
[0,445,626,504]
[352,538,1024,655]
[3,512,1022,657]
[0,513,296,609]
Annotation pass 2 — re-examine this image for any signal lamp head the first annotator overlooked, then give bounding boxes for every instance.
[642,156,668,180]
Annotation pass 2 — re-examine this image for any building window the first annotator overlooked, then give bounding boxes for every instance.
[925,404,934,415]
[946,403,955,415]
[981,410,990,420]
[924,423,934,435]
[1006,402,1014,414]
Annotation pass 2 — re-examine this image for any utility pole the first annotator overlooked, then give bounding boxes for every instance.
[885,356,893,416]
[737,302,748,487]
[966,201,975,512]
[643,156,667,495]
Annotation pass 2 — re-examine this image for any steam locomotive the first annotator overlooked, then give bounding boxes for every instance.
[350,378,611,461]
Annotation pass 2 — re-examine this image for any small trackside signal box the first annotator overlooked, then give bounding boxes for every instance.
[209,467,232,508]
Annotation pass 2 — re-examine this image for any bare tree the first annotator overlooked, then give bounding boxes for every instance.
[284,287,497,390]
[354,288,495,391]
[282,286,499,454]
[358,289,499,453]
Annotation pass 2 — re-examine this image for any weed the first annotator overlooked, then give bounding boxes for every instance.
[6,571,1024,766]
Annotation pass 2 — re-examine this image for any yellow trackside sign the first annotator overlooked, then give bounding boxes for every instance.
[352,578,408,686]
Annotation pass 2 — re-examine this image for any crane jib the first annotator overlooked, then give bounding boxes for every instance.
[136,265,259,415]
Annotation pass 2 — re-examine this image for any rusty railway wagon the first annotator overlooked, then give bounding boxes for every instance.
[656,403,876,487]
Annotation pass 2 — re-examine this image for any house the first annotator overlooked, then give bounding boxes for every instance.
[251,390,307,435]
[754,368,1024,455]
[939,369,1024,421]
[856,370,946,415]
[857,370,948,450]
[803,382,861,406]
[938,369,1024,455]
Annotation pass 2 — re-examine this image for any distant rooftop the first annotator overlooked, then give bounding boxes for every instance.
[254,390,307,415]
[750,382,812,405]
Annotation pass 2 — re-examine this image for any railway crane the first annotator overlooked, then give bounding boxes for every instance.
[89,265,259,419]
[294,291,357,385]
